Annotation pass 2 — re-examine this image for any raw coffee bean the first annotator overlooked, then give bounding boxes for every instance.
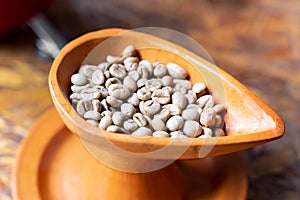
[105,78,122,89]
[98,116,112,129]
[196,95,214,110]
[84,111,101,120]
[77,99,93,116]
[127,70,140,81]
[173,79,192,90]
[80,88,101,100]
[145,79,163,92]
[151,89,171,105]
[186,104,202,114]
[109,64,126,79]
[153,131,170,138]
[182,109,200,121]
[202,127,213,136]
[212,104,226,113]
[103,70,111,79]
[106,96,123,108]
[185,93,197,104]
[140,100,161,116]
[153,63,167,78]
[166,116,184,131]
[137,87,152,101]
[127,93,140,107]
[123,119,138,132]
[143,115,153,126]
[108,84,131,99]
[137,78,147,88]
[123,56,139,65]
[124,62,138,72]
[154,108,171,122]
[166,62,187,79]
[132,127,152,137]
[101,99,109,111]
[182,120,202,138]
[172,92,187,109]
[213,115,223,128]
[101,111,113,117]
[92,99,102,112]
[172,83,187,94]
[192,82,206,94]
[139,60,153,74]
[71,73,88,86]
[161,75,174,86]
[133,113,148,127]
[137,65,150,79]
[71,84,90,93]
[120,103,136,117]
[151,118,167,131]
[123,75,137,92]
[78,64,93,75]
[170,131,188,138]
[106,125,126,133]
[98,62,109,72]
[112,111,127,126]
[200,108,216,127]
[95,86,108,98]
[122,45,136,58]
[163,104,182,116]
[91,70,105,85]
[81,64,99,77]
[161,86,173,94]
[70,92,82,100]
[106,55,123,64]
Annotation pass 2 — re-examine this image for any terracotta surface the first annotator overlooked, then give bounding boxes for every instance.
[12,107,247,200]
[1,0,300,199]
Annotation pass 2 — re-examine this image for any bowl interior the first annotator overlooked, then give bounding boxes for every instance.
[49,28,284,160]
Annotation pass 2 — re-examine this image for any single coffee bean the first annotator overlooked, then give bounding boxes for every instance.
[123,119,138,132]
[132,127,152,137]
[109,64,126,79]
[92,70,105,85]
[200,108,216,127]
[153,131,170,138]
[172,92,187,109]
[99,116,112,129]
[166,62,187,79]
[182,120,202,138]
[166,116,184,131]
[153,63,167,78]
[122,45,136,58]
[152,117,167,131]
[151,89,171,105]
[71,73,88,86]
[84,110,101,121]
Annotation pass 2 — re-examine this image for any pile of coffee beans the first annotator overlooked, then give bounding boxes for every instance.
[69,46,226,138]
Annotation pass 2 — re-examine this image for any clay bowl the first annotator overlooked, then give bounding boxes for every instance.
[49,28,284,165]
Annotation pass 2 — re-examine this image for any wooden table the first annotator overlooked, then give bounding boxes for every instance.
[0,0,299,199]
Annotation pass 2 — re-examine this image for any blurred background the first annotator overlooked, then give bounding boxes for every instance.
[0,0,299,199]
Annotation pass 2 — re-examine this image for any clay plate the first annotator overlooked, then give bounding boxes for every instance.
[12,107,248,200]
